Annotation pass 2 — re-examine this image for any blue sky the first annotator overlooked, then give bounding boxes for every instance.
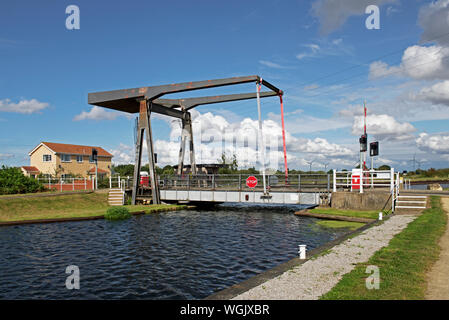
[1,0,449,171]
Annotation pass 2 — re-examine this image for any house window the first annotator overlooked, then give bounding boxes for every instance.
[77,155,83,163]
[43,154,52,162]
[89,155,96,163]
[61,154,71,162]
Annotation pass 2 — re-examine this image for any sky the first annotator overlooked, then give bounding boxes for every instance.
[1,0,449,172]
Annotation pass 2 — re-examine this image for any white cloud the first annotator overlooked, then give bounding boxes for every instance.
[369,61,401,79]
[73,106,124,121]
[0,98,49,114]
[0,153,14,160]
[369,45,449,80]
[110,143,134,165]
[416,80,449,106]
[108,109,356,170]
[418,0,449,46]
[259,60,287,69]
[416,132,449,154]
[311,0,397,35]
[352,114,416,141]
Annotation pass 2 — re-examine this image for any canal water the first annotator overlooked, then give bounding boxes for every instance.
[0,204,352,299]
[409,183,449,190]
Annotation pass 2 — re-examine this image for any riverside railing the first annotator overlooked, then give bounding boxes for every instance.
[157,174,332,192]
[37,177,95,191]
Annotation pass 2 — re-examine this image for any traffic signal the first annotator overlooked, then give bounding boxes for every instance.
[359,134,367,152]
[91,148,98,162]
[370,142,379,157]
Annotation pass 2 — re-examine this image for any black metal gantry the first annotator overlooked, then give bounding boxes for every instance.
[88,75,283,205]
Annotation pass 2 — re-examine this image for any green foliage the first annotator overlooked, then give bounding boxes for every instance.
[104,206,131,220]
[378,165,391,170]
[218,152,238,172]
[161,165,175,175]
[112,164,134,176]
[0,166,45,195]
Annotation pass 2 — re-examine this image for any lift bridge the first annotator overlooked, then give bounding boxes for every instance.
[88,76,331,206]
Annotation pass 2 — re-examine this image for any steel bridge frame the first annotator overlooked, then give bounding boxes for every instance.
[88,75,283,205]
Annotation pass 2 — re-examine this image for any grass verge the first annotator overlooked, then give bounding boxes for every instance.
[316,220,365,230]
[320,196,447,300]
[309,208,382,220]
[0,192,186,222]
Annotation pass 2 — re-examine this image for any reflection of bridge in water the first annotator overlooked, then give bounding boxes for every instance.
[128,174,333,206]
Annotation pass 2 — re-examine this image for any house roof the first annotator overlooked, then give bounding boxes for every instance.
[29,142,113,157]
[88,167,109,174]
[21,166,40,173]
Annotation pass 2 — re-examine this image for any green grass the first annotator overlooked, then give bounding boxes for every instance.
[309,208,382,220]
[407,176,449,182]
[105,207,131,220]
[0,190,90,198]
[0,192,186,222]
[320,196,447,300]
[316,220,365,230]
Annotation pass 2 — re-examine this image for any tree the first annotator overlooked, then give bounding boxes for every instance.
[0,166,44,195]
[112,164,134,176]
[378,165,391,171]
[218,152,238,173]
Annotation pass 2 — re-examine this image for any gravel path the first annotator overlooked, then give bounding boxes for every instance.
[234,214,417,300]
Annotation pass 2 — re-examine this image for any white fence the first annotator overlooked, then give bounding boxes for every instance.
[37,177,95,191]
[332,168,400,213]
[109,175,130,190]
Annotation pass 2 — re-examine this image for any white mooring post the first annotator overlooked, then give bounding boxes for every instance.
[390,168,394,192]
[360,168,364,194]
[298,245,307,260]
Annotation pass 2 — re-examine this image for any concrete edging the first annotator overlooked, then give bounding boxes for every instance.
[294,209,375,223]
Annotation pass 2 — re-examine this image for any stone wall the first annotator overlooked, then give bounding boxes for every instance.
[331,191,391,211]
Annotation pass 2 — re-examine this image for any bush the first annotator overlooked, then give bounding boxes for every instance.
[104,206,131,220]
[0,166,45,195]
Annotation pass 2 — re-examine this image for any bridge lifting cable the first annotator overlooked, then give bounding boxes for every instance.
[279,94,288,184]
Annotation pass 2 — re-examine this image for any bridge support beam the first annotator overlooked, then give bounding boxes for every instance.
[177,112,197,176]
[131,100,161,205]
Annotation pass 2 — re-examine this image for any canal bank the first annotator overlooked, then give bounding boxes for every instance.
[212,196,445,300]
[0,191,187,224]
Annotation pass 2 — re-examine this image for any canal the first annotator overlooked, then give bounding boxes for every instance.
[0,204,352,299]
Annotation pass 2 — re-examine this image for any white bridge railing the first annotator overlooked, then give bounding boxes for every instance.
[332,168,400,213]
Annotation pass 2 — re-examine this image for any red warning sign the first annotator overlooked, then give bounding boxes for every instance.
[246,176,258,188]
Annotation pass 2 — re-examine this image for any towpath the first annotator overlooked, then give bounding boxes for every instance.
[234,214,416,300]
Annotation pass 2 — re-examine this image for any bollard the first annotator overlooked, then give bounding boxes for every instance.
[379,212,383,221]
[298,245,307,260]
